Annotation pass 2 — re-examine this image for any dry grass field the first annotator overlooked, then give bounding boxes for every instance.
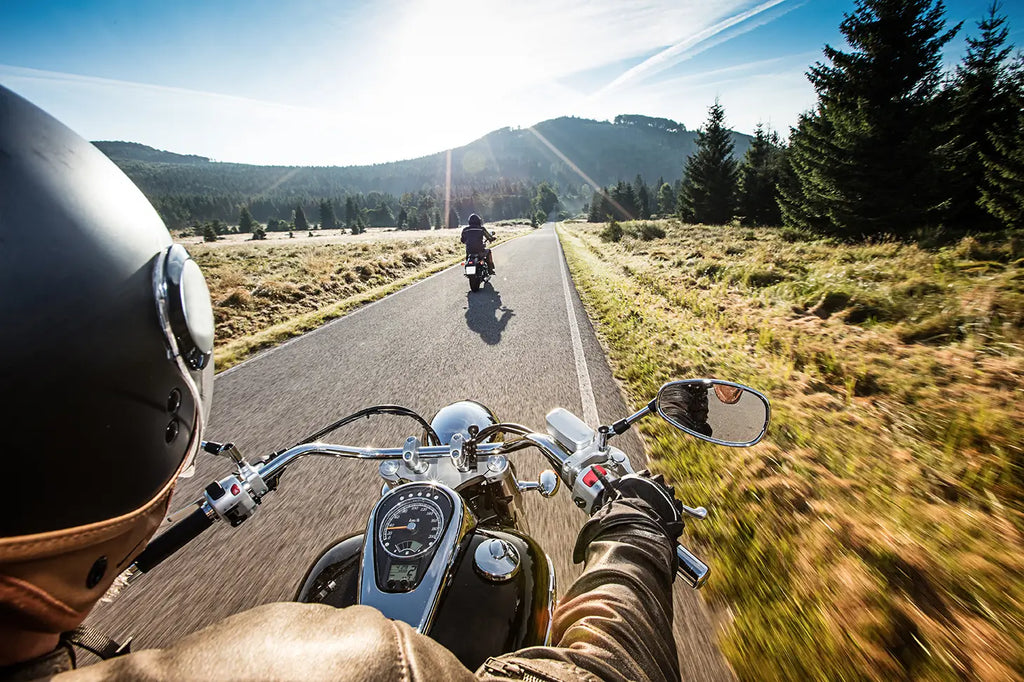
[558,220,1023,681]
[186,227,526,371]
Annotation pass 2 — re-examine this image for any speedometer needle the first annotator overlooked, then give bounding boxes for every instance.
[387,525,409,530]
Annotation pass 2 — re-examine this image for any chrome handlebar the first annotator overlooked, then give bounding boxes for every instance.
[255,436,573,482]
[131,428,710,591]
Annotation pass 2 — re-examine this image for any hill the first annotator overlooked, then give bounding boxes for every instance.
[94,114,752,227]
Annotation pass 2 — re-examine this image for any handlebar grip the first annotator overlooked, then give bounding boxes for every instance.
[133,507,213,573]
[675,544,710,589]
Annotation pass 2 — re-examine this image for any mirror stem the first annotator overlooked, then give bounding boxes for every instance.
[600,399,657,449]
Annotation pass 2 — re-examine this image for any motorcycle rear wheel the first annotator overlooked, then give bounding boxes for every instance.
[469,275,481,292]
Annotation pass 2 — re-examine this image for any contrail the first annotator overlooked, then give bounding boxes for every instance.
[0,64,314,114]
[594,0,800,97]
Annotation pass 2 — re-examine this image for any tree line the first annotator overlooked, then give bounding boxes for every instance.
[192,181,565,239]
[589,0,1023,238]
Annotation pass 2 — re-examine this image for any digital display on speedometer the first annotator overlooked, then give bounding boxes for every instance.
[378,498,444,558]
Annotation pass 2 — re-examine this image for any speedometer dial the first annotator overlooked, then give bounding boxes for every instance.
[378,497,444,558]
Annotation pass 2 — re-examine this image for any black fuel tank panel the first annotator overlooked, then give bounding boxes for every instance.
[429,529,554,670]
[295,533,363,606]
[294,528,555,671]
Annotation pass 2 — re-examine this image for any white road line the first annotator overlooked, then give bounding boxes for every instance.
[554,228,600,426]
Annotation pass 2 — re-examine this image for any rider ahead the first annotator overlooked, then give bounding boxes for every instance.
[460,213,496,274]
[0,86,684,682]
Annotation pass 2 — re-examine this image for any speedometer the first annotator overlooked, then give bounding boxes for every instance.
[378,497,444,558]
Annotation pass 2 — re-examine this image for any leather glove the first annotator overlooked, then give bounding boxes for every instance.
[604,471,686,541]
[572,469,685,564]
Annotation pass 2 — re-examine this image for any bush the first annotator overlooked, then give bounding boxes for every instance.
[251,226,266,240]
[637,222,666,240]
[600,218,623,242]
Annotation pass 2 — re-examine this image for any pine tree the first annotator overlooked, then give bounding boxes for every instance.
[294,205,309,232]
[634,175,651,219]
[656,183,675,216]
[780,0,959,238]
[238,206,256,233]
[679,100,738,224]
[944,3,1018,231]
[345,197,358,228]
[587,190,600,222]
[319,199,338,230]
[981,104,1024,228]
[533,182,559,217]
[738,124,786,226]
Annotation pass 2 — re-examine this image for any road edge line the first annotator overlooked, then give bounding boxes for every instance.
[554,226,600,426]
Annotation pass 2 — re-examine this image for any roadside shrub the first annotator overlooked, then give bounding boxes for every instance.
[600,218,623,243]
[637,222,666,241]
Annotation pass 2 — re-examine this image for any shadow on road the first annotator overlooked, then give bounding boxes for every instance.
[465,283,514,345]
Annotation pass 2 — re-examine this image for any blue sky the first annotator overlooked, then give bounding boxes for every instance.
[2,0,1021,165]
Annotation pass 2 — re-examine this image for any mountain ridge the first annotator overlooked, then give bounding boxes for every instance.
[92,114,752,227]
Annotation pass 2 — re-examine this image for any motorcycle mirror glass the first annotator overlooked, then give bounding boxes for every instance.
[656,380,770,447]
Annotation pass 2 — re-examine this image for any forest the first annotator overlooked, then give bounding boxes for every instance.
[588,0,1024,240]
[94,114,750,231]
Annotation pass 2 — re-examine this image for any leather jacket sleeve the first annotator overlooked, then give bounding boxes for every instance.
[478,498,680,682]
[44,501,678,682]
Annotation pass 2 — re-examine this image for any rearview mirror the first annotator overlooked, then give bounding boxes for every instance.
[656,380,770,447]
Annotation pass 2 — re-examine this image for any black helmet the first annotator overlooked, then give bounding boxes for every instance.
[468,213,482,227]
[429,400,499,445]
[0,86,215,538]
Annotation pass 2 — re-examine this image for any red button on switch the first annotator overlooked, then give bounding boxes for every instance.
[582,465,607,487]
[230,483,241,496]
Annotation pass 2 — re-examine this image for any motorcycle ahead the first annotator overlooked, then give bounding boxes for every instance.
[127,379,770,670]
[464,252,491,291]
[464,235,496,292]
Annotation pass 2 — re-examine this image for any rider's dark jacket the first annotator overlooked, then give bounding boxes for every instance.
[461,225,493,254]
[17,499,680,682]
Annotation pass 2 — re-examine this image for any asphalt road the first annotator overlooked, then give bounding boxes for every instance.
[88,224,735,681]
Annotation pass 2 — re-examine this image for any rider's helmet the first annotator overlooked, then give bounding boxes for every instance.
[468,213,482,227]
[429,400,500,445]
[0,86,215,635]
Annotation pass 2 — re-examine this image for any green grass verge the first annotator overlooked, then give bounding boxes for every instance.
[558,220,1023,681]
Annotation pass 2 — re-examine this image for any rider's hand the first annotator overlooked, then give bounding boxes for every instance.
[572,470,684,564]
[602,471,685,540]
